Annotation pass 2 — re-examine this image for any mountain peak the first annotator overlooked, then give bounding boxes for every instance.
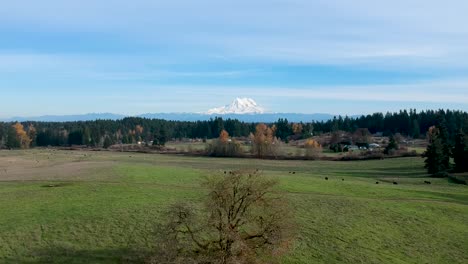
[206,98,265,115]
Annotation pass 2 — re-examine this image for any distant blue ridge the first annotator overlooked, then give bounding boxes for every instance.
[1,113,345,123]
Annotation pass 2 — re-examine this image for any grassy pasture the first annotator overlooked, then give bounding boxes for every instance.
[0,149,467,263]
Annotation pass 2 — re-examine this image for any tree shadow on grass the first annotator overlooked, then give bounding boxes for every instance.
[15,246,152,264]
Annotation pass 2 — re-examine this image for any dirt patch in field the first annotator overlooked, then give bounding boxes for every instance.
[0,155,114,182]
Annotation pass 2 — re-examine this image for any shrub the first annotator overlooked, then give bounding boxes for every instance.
[206,130,243,157]
[339,151,384,161]
[206,140,243,157]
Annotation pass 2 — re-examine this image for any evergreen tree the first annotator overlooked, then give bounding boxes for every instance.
[153,126,168,146]
[384,135,399,155]
[423,126,450,176]
[411,119,421,138]
[212,117,224,136]
[159,126,168,146]
[36,131,51,146]
[453,132,468,172]
[82,127,91,146]
[68,130,84,145]
[103,136,113,149]
[152,130,160,146]
[0,122,4,147]
[123,134,131,144]
[274,118,291,141]
[437,118,451,170]
[6,125,20,149]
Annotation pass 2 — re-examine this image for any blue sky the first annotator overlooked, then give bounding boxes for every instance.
[1,0,468,118]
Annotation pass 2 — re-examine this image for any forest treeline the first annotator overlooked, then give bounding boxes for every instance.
[0,109,467,149]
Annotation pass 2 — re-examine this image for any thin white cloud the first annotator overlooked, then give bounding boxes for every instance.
[1,1,467,66]
[0,51,259,79]
[92,80,468,105]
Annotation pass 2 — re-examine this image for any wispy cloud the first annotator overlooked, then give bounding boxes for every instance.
[1,1,467,66]
[134,80,468,104]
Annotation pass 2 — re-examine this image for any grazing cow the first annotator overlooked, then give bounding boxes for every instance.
[325,177,328,180]
[224,171,227,174]
[424,181,431,184]
[393,182,398,185]
[292,172,296,174]
[376,181,379,184]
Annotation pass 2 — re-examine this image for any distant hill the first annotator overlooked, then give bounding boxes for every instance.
[2,113,337,123]
[1,97,346,123]
[3,113,126,122]
[139,113,336,122]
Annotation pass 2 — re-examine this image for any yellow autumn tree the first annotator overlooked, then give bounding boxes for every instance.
[292,123,303,135]
[250,123,279,158]
[304,139,322,159]
[135,125,144,134]
[13,123,32,149]
[27,124,37,147]
[135,125,144,142]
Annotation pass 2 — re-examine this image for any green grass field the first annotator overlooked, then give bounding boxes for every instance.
[0,149,467,263]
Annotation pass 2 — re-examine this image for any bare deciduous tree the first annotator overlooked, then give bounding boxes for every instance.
[352,128,371,146]
[151,170,294,264]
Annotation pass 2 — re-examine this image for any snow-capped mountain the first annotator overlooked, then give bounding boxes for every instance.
[2,97,341,122]
[206,98,265,115]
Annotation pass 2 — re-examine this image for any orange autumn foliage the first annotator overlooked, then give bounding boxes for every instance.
[219,129,230,143]
[13,122,32,149]
[250,123,278,158]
